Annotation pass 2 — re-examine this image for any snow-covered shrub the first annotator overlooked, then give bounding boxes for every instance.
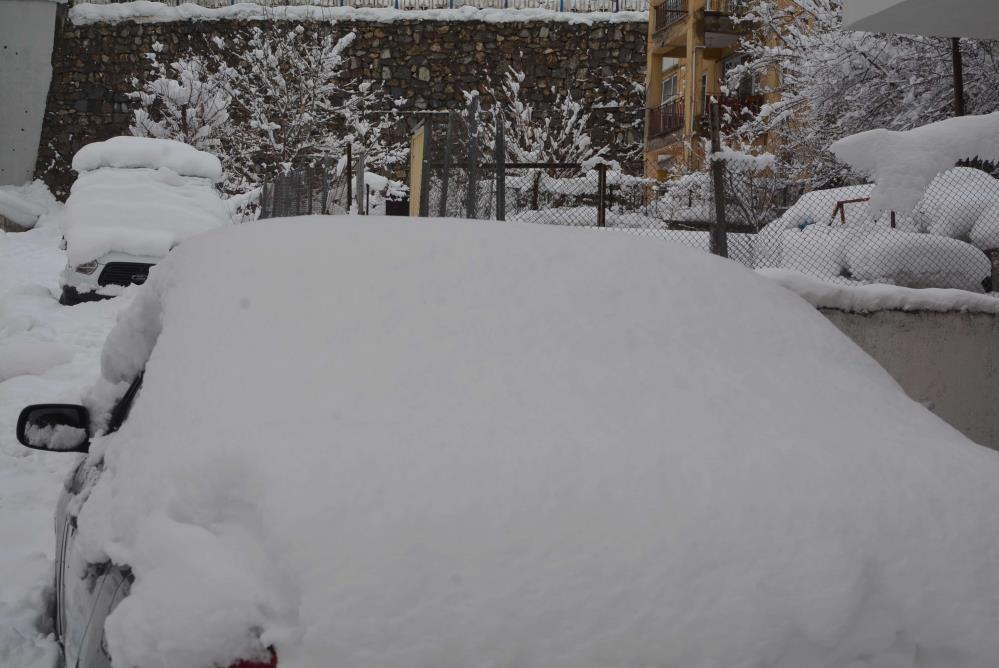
[130,25,407,197]
[846,232,991,292]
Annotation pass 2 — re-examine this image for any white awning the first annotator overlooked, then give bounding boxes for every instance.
[843,0,999,40]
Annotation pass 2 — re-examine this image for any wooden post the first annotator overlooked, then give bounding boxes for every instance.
[709,99,729,258]
[495,113,507,221]
[419,119,432,218]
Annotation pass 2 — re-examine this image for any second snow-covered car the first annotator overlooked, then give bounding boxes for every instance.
[59,136,230,305]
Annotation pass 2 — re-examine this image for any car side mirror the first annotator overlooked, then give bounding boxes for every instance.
[16,404,91,453]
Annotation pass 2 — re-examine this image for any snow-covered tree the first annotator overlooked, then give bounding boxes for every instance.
[129,43,233,162]
[130,25,407,195]
[475,68,608,167]
[729,0,999,188]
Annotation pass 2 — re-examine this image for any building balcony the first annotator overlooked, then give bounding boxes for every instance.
[652,0,688,55]
[647,98,685,140]
[703,0,753,49]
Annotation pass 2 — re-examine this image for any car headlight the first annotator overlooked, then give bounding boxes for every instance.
[75,261,99,275]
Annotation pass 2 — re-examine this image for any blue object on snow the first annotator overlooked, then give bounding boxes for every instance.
[798,215,816,231]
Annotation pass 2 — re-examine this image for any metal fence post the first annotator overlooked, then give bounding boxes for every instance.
[346,143,353,213]
[709,99,729,258]
[320,158,330,215]
[439,111,455,218]
[466,95,480,220]
[419,119,433,217]
[355,149,367,215]
[495,113,507,221]
[596,163,607,228]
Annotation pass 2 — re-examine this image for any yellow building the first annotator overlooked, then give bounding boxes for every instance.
[644,0,762,179]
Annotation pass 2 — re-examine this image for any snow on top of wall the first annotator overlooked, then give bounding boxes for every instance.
[760,267,999,315]
[69,1,647,25]
[830,111,999,215]
[72,137,223,181]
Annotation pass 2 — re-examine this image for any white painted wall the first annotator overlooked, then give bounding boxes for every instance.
[822,309,999,451]
[843,0,999,40]
[0,0,56,186]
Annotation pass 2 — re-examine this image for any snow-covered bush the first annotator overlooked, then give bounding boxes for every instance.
[755,168,999,291]
[130,25,407,196]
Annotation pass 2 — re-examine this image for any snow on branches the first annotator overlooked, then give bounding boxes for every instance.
[130,25,407,195]
[728,0,999,189]
[470,67,610,167]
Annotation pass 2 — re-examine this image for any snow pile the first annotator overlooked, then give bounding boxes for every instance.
[756,170,999,291]
[64,166,230,266]
[70,1,647,25]
[760,268,999,314]
[0,207,133,668]
[847,231,990,293]
[830,111,999,215]
[72,136,223,181]
[0,181,60,230]
[0,335,75,383]
[70,216,999,668]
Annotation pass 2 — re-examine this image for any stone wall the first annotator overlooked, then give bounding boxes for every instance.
[36,8,647,197]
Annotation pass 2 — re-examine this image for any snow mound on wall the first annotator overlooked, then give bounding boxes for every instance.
[76,216,999,668]
[831,112,999,214]
[847,231,991,292]
[0,181,60,230]
[69,1,647,25]
[760,267,999,314]
[64,167,230,266]
[72,137,222,181]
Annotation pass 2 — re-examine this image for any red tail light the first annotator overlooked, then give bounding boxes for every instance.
[230,647,278,668]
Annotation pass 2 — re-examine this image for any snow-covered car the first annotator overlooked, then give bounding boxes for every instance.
[16,217,999,668]
[59,137,229,305]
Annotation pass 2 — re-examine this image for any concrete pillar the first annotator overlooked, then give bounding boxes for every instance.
[0,0,56,186]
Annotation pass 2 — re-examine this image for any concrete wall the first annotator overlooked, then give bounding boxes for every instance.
[0,0,56,186]
[822,309,999,451]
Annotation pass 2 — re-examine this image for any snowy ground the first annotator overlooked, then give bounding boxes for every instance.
[0,205,133,667]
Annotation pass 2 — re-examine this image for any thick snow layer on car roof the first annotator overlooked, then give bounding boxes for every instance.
[81,217,999,668]
[64,167,230,266]
[71,137,222,181]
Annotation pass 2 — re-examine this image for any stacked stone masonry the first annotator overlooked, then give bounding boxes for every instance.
[36,7,647,198]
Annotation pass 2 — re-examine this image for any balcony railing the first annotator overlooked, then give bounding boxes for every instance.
[654,0,687,32]
[704,0,748,14]
[648,98,685,138]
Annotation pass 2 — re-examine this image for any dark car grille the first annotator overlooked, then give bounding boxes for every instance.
[98,262,155,287]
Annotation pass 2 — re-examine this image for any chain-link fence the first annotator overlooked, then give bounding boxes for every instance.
[412,103,999,294]
[259,151,410,219]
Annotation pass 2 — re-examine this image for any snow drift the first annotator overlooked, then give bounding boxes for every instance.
[830,111,999,215]
[78,217,999,668]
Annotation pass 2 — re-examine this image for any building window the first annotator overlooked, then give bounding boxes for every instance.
[661,74,679,106]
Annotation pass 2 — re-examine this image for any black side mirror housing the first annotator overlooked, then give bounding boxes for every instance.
[16,404,91,453]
